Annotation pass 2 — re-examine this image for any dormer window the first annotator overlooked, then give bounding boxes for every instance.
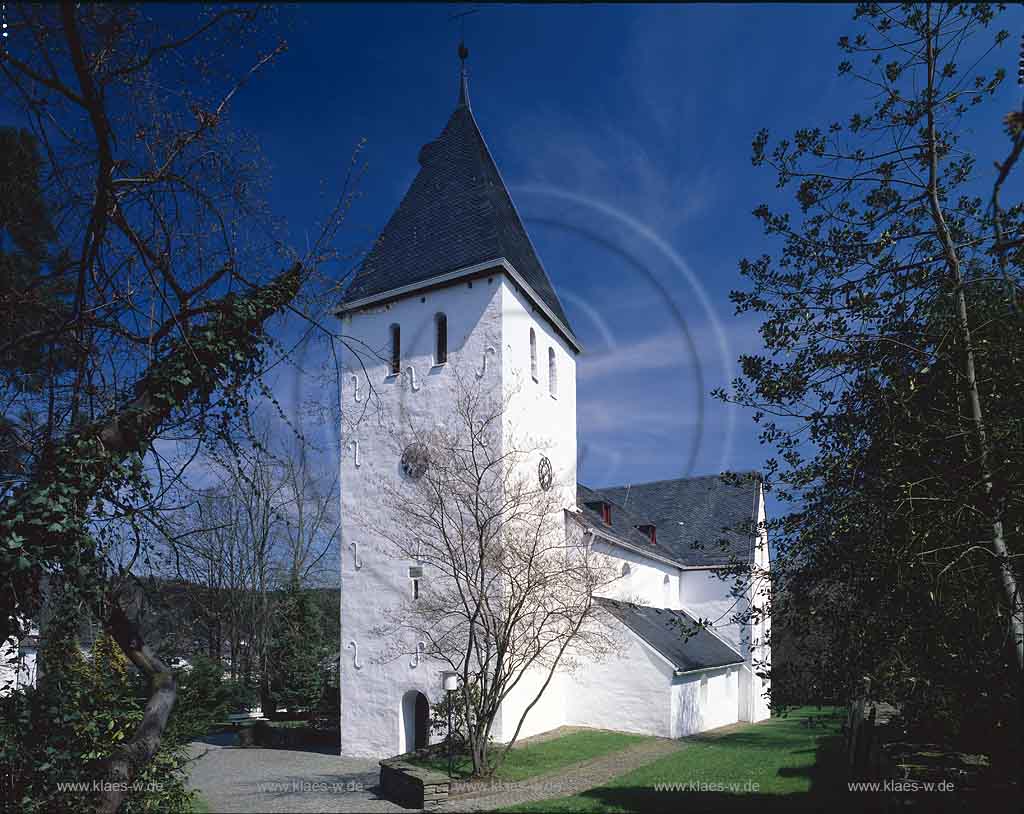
[585,500,612,526]
[637,524,657,545]
[389,324,401,375]
[530,328,538,380]
[434,313,447,365]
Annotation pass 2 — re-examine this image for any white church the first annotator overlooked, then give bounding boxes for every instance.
[336,58,770,759]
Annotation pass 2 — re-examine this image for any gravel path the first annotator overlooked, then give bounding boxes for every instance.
[438,737,686,812]
[186,728,702,812]
[185,738,406,813]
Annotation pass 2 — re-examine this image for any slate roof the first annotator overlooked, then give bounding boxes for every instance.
[339,72,575,344]
[596,597,744,673]
[576,483,683,565]
[598,474,761,568]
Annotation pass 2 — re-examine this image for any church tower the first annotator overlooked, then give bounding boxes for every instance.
[336,51,580,758]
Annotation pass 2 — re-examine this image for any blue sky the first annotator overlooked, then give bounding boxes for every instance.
[214,2,1020,496]
[222,3,844,491]
[6,4,1018,504]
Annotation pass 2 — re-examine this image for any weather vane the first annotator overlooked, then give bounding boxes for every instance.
[449,7,479,59]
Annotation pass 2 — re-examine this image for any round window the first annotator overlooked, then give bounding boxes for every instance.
[401,443,430,480]
[538,456,553,491]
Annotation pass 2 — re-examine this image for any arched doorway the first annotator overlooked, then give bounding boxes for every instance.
[401,690,430,753]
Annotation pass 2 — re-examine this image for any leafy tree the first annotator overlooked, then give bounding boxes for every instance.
[716,2,1023,764]
[168,653,256,741]
[267,583,329,714]
[429,679,485,748]
[0,128,73,480]
[1,588,193,813]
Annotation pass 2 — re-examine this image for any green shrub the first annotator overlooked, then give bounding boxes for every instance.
[267,585,329,713]
[429,681,486,749]
[0,616,194,813]
[169,654,262,742]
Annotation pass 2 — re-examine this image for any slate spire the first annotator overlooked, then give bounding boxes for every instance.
[339,49,576,345]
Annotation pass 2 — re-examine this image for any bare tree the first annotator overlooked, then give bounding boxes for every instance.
[173,489,247,665]
[276,433,340,589]
[167,420,339,682]
[368,378,618,776]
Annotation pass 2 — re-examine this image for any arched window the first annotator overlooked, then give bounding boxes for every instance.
[548,347,557,397]
[621,562,631,578]
[434,313,447,365]
[663,574,671,607]
[389,324,401,375]
[529,328,537,380]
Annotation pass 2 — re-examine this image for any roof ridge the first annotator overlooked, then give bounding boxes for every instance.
[600,471,763,492]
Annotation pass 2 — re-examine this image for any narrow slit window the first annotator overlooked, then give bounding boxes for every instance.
[548,347,557,397]
[434,313,448,365]
[389,324,401,375]
[412,578,420,600]
[530,328,537,380]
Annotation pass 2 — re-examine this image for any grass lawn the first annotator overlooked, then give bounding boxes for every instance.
[501,707,846,812]
[189,793,211,813]
[410,729,649,782]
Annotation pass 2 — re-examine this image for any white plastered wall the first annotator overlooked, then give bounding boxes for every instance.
[678,568,745,654]
[338,276,505,758]
[498,278,577,513]
[562,617,675,738]
[670,665,740,737]
[494,663,568,743]
[488,276,579,744]
[590,537,682,609]
[339,270,582,758]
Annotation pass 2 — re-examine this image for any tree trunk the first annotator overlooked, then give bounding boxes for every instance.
[98,602,177,814]
[924,7,1024,678]
[471,736,489,777]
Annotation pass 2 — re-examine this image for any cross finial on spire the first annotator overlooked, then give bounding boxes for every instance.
[458,41,470,109]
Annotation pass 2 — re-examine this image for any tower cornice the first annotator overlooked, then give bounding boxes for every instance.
[335,256,582,354]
